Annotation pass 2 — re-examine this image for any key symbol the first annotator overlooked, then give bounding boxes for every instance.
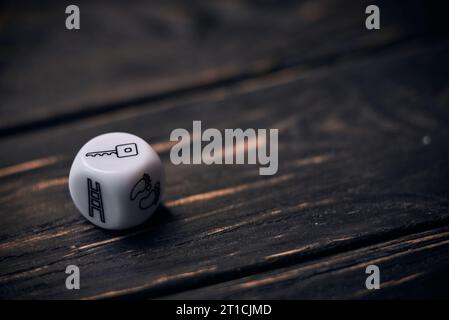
[85,143,138,158]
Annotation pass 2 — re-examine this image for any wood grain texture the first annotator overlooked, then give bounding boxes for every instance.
[1,32,449,299]
[1,0,446,134]
[163,226,449,299]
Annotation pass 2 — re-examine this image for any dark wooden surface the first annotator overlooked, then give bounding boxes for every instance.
[1,0,449,299]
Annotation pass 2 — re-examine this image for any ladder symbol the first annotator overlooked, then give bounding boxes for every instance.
[87,178,105,223]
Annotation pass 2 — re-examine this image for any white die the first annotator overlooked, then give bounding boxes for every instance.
[69,132,165,230]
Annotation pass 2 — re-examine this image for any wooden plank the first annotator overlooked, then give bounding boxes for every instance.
[163,226,449,299]
[1,41,449,298]
[0,0,441,133]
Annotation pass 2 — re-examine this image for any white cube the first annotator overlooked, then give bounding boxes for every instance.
[69,132,165,230]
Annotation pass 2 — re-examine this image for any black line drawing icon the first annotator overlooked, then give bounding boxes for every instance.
[85,143,138,158]
[130,173,161,210]
[87,178,105,223]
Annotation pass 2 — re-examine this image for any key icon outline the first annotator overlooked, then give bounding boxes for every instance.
[85,142,139,158]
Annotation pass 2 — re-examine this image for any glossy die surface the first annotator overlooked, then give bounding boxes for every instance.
[69,132,164,230]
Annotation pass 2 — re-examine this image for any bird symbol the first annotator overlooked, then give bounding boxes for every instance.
[130,174,160,210]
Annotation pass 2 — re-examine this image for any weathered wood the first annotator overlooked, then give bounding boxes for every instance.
[163,226,449,299]
[0,0,443,134]
[1,39,448,298]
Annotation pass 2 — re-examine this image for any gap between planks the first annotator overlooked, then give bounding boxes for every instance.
[82,221,449,299]
[0,27,417,139]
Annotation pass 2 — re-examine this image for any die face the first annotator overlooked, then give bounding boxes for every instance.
[69,132,165,230]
